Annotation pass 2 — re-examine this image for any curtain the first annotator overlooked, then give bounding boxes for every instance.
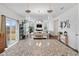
[0,15,6,53]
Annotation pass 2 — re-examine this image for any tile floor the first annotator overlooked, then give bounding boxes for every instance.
[0,38,78,56]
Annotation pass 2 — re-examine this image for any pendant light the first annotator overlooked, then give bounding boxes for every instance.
[47,4,53,13]
[25,4,31,13]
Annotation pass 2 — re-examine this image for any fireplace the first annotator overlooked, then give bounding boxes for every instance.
[36,24,43,31]
[37,24,42,28]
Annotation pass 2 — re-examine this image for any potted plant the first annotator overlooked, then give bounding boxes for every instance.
[29,26,34,33]
[58,32,63,41]
[59,32,63,35]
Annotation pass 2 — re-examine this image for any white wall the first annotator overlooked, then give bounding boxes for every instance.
[53,5,78,50]
[53,19,59,35]
[0,4,23,20]
[48,16,54,32]
[76,4,79,52]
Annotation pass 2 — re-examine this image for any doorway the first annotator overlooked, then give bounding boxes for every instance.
[6,17,17,48]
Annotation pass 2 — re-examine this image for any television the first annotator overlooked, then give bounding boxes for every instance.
[37,24,42,28]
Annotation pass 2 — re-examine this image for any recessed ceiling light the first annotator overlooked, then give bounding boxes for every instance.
[60,7,64,10]
[47,10,53,13]
[25,10,31,13]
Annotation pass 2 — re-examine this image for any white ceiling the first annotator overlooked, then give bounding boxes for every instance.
[0,3,77,18]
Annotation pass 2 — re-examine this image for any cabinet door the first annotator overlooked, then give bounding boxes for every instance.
[0,15,6,53]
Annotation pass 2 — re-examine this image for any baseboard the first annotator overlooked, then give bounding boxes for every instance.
[4,40,19,51]
[59,40,78,53]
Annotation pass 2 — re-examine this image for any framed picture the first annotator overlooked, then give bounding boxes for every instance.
[60,19,70,28]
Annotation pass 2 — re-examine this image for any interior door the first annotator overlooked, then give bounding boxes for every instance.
[0,15,6,53]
